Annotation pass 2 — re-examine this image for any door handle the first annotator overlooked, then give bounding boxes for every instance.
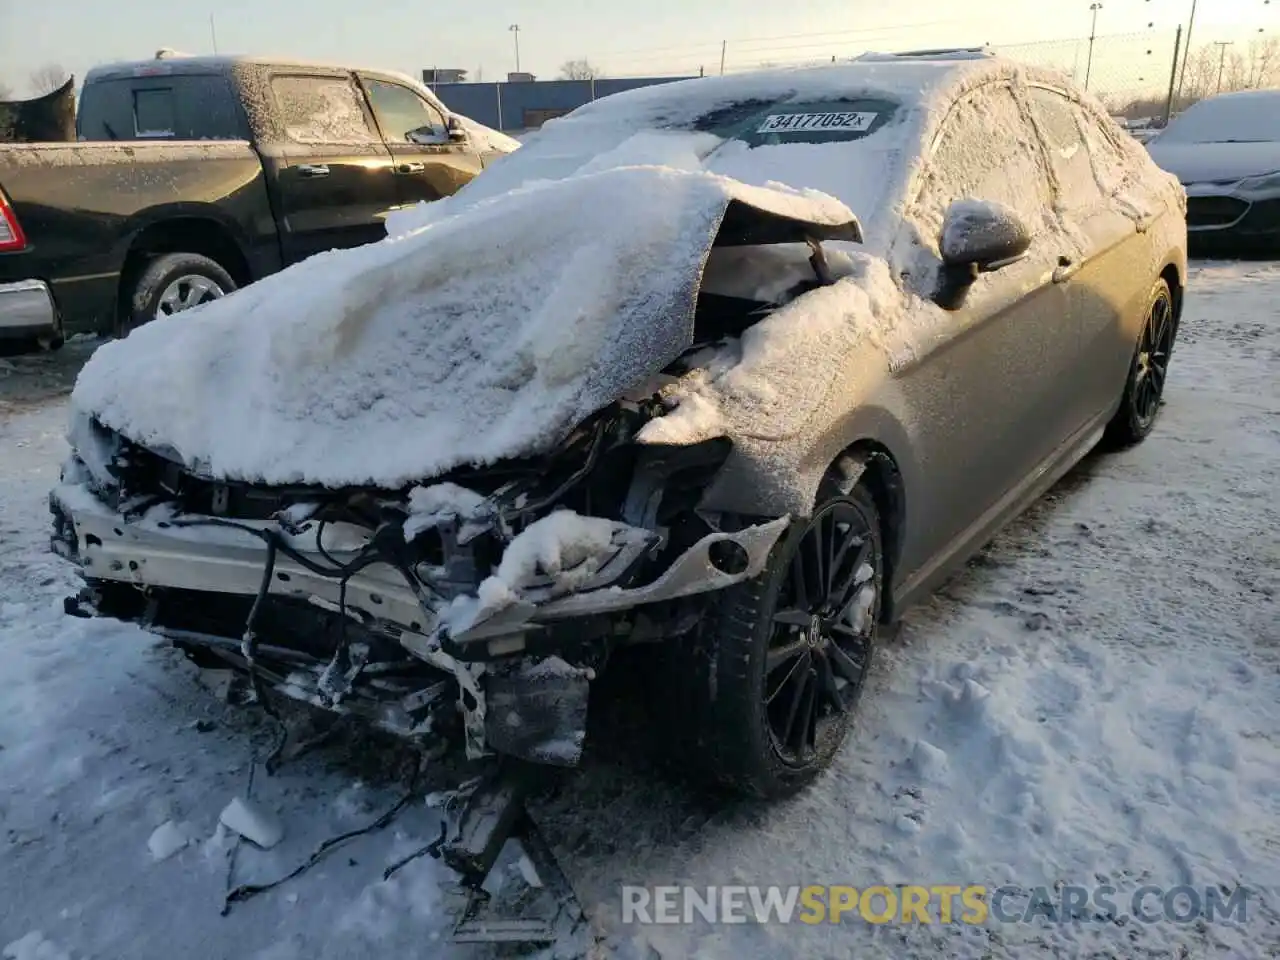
[1052,255,1081,283]
[395,162,426,174]
[297,164,330,178]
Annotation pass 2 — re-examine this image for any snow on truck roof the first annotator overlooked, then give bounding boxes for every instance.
[83,54,427,86]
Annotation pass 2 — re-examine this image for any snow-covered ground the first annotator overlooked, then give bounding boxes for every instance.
[1,261,1277,959]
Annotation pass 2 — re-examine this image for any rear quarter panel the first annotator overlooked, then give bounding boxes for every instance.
[0,141,273,332]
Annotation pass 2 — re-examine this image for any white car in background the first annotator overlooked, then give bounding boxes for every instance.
[1147,89,1280,249]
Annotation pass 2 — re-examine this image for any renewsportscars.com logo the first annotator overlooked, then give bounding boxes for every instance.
[621,884,1256,926]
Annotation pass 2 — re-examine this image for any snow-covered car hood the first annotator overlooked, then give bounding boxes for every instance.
[71,165,857,488]
[1146,140,1280,185]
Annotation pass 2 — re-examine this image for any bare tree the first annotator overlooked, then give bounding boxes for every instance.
[559,58,601,80]
[1167,36,1280,111]
[0,80,12,100]
[28,64,70,97]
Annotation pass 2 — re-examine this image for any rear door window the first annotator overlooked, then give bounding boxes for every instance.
[1027,87,1105,212]
[270,75,378,144]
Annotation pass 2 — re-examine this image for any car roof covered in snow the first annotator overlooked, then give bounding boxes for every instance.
[1158,87,1280,145]
[424,54,1070,250]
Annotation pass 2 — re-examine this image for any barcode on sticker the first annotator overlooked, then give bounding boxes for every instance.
[756,112,878,134]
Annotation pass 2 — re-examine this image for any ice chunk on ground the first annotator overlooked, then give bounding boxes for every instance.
[147,819,194,862]
[219,796,284,850]
[909,739,951,783]
[1,932,71,960]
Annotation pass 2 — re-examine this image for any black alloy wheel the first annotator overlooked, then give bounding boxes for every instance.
[764,498,878,764]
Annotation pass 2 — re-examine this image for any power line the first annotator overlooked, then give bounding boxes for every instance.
[591,14,984,64]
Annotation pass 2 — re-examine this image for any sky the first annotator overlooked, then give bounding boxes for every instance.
[1,0,1275,96]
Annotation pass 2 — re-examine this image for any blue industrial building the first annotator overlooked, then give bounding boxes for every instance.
[432,76,695,134]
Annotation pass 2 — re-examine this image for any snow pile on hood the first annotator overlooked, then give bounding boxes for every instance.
[72,164,853,488]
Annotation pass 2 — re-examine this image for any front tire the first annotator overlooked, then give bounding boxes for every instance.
[122,252,235,336]
[672,481,883,799]
[1105,277,1176,447]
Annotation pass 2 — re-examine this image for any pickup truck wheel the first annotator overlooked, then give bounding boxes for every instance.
[123,253,235,335]
[666,480,883,799]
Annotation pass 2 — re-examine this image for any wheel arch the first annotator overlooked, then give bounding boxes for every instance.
[1159,260,1183,326]
[115,213,253,326]
[829,440,908,623]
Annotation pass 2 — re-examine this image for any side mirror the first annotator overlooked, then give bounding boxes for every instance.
[446,116,468,142]
[940,199,1033,270]
[934,200,1034,310]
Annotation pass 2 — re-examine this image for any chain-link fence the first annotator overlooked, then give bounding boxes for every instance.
[993,32,1181,108]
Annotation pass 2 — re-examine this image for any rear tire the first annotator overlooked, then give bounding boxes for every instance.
[1105,277,1176,447]
[122,252,235,336]
[667,480,883,799]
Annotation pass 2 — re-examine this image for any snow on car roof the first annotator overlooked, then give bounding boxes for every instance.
[397,56,1043,248]
[1160,88,1280,144]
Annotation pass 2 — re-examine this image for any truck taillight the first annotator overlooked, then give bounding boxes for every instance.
[0,190,27,252]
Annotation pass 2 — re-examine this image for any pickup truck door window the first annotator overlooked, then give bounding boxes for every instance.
[361,77,482,205]
[266,73,398,263]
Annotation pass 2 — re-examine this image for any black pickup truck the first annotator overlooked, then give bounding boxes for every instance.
[0,55,518,346]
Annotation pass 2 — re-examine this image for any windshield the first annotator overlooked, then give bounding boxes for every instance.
[689,96,900,147]
[432,89,909,249]
[1159,94,1280,144]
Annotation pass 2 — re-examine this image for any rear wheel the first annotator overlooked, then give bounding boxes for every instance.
[670,480,883,798]
[1105,277,1176,447]
[122,252,234,336]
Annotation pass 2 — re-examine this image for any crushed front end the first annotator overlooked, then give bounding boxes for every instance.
[50,406,788,769]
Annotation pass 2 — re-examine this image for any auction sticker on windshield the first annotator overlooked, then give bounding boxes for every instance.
[757,112,878,133]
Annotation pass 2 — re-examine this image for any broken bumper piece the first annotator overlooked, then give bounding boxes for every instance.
[51,477,788,767]
[50,481,789,656]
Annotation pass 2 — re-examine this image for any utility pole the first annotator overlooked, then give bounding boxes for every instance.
[1163,24,1183,124]
[1213,40,1234,94]
[509,24,521,73]
[719,40,727,76]
[209,13,219,54]
[1175,0,1199,103]
[1085,2,1103,91]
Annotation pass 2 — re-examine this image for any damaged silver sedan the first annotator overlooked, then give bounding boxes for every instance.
[51,53,1186,800]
